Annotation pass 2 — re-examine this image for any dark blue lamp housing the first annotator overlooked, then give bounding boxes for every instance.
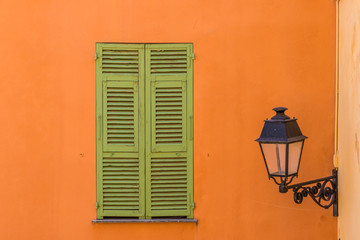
[255,107,307,192]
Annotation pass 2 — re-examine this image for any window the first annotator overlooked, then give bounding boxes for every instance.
[96,43,194,219]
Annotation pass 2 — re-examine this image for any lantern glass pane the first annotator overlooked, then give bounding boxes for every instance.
[288,141,303,175]
[261,143,286,176]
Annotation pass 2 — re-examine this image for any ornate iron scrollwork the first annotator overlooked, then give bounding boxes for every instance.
[291,177,336,209]
[275,169,338,216]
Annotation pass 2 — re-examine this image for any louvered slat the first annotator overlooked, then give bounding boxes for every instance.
[103,81,138,152]
[150,50,187,75]
[102,49,139,74]
[155,87,183,144]
[102,156,140,211]
[150,156,188,212]
[150,82,186,152]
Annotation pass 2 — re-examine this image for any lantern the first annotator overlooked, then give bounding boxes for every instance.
[255,107,307,192]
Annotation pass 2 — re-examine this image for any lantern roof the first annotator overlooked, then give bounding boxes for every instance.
[255,107,308,143]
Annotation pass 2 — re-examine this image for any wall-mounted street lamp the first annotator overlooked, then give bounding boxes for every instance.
[255,107,338,217]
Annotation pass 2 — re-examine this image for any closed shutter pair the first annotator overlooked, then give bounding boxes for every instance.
[96,43,194,219]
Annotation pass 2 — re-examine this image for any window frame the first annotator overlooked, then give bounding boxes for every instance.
[95,43,194,219]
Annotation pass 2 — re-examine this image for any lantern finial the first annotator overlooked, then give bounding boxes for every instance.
[271,107,290,120]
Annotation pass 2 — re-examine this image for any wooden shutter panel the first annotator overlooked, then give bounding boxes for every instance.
[96,43,145,219]
[103,81,139,152]
[145,44,194,218]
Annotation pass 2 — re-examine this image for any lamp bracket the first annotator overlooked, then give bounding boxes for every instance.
[284,168,338,217]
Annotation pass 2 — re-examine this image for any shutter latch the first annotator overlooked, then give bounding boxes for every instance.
[190,202,195,209]
[189,53,195,60]
[96,202,99,209]
[95,52,98,60]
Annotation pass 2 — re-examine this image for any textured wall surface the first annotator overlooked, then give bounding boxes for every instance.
[338,0,360,239]
[0,0,336,239]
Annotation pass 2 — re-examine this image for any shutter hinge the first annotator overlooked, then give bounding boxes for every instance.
[189,53,195,60]
[96,202,99,209]
[190,202,195,209]
[95,52,98,60]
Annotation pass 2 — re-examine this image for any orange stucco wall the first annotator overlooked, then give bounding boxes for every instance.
[0,1,336,240]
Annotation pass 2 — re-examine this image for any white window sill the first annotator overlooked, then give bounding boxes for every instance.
[92,219,198,223]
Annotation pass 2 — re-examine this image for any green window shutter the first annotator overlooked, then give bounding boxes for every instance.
[96,43,145,219]
[145,44,194,218]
